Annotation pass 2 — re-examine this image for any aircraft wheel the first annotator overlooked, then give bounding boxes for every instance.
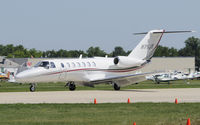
[30,83,36,92]
[69,82,76,91]
[114,83,120,90]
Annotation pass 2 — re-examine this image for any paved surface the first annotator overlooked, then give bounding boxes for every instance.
[0,88,200,104]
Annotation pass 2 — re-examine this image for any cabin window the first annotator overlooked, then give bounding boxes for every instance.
[87,62,91,67]
[82,62,86,67]
[92,62,96,67]
[76,62,81,67]
[61,63,64,68]
[71,62,75,68]
[66,62,70,68]
[50,62,56,68]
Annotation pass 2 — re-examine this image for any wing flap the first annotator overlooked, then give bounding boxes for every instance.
[90,71,159,86]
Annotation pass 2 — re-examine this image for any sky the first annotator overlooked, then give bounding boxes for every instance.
[0,0,200,53]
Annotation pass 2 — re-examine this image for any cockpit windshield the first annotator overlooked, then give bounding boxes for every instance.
[34,61,49,68]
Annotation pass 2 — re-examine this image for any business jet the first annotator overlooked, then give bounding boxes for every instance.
[14,29,193,92]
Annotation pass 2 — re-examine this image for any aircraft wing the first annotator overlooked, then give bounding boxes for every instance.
[89,71,161,87]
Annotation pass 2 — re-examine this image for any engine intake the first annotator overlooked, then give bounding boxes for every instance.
[113,56,145,68]
[114,57,119,65]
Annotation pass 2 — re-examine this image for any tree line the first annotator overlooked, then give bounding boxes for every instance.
[0,37,200,69]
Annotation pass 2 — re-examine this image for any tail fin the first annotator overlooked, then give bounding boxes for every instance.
[128,30,194,60]
[128,29,164,60]
[7,72,10,79]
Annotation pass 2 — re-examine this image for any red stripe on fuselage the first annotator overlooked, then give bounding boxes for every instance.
[45,64,145,76]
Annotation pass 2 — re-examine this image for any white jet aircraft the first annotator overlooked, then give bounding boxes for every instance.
[14,29,192,92]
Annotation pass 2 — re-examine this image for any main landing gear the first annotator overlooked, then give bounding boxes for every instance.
[30,83,36,92]
[113,83,120,90]
[65,82,76,91]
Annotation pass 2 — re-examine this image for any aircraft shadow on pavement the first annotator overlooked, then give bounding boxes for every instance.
[120,89,157,92]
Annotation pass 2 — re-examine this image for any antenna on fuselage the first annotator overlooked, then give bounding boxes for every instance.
[79,54,82,59]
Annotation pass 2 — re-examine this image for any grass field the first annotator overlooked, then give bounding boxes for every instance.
[0,103,199,125]
[0,79,200,92]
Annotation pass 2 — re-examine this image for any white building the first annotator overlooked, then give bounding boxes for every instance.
[141,57,195,73]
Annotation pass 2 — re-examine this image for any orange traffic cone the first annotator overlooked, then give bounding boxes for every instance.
[187,118,191,125]
[94,98,97,104]
[175,98,178,104]
[127,98,130,104]
[133,122,136,125]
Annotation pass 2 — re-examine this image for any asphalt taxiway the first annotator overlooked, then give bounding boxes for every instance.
[0,88,200,104]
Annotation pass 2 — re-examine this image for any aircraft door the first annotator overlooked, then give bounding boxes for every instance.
[48,62,59,81]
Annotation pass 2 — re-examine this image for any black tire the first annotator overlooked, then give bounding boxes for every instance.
[114,83,120,90]
[69,83,76,91]
[30,85,35,92]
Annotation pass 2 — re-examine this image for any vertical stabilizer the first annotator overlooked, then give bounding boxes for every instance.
[128,29,164,60]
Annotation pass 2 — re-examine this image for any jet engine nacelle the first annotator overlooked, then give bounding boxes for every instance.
[113,56,145,68]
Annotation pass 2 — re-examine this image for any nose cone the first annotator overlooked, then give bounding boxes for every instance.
[15,72,25,79]
[15,69,36,83]
[15,72,28,83]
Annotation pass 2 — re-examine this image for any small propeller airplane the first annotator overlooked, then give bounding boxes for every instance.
[14,29,193,92]
[0,72,10,81]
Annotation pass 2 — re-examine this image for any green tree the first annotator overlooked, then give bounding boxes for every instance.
[0,44,5,56]
[178,37,200,70]
[168,47,179,57]
[111,46,127,57]
[56,49,67,57]
[29,48,42,58]
[87,47,106,57]
[45,50,57,57]
[13,50,25,58]
[4,44,14,56]
[67,50,82,58]
[154,45,169,57]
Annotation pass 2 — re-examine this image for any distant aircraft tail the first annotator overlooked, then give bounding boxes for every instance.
[7,72,10,79]
[128,30,193,60]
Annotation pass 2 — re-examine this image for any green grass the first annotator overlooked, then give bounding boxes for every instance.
[0,103,199,125]
[0,80,200,92]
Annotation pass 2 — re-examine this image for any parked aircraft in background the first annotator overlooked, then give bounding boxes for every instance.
[146,70,200,84]
[186,71,200,79]
[13,29,193,92]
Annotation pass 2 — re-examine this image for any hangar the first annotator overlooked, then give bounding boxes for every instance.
[0,56,19,75]
[140,57,195,73]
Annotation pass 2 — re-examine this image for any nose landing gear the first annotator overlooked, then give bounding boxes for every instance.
[30,83,36,92]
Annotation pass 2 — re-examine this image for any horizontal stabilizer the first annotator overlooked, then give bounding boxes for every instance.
[134,30,195,35]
